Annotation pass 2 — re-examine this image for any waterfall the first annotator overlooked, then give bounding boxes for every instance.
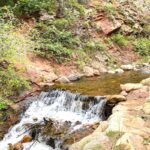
[0,90,107,150]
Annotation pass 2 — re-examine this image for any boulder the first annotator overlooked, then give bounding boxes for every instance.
[141,77,150,86]
[68,74,81,81]
[126,87,149,101]
[91,61,107,73]
[121,64,134,71]
[120,83,143,92]
[143,99,150,115]
[56,76,70,83]
[64,123,99,147]
[96,18,122,35]
[69,132,112,150]
[93,69,100,76]
[106,95,126,103]
[83,66,94,77]
[116,133,145,150]
[115,68,124,74]
[107,70,115,74]
[120,91,128,96]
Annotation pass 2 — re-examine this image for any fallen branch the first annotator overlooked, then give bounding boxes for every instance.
[15,89,41,103]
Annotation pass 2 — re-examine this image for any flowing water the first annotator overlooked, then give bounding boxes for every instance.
[0,90,107,150]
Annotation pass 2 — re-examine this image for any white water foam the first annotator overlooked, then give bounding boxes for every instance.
[0,90,106,150]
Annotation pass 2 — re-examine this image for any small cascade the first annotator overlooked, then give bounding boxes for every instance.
[0,90,107,150]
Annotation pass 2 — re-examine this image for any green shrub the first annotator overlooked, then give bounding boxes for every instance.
[14,0,57,16]
[0,65,30,97]
[0,100,7,110]
[134,38,150,56]
[111,34,129,47]
[85,41,107,51]
[32,23,81,62]
[0,22,31,98]
[0,22,34,63]
[104,2,117,16]
[53,18,71,30]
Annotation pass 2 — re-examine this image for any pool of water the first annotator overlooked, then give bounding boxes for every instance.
[53,71,150,96]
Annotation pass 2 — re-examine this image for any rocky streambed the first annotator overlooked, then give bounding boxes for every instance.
[0,71,149,150]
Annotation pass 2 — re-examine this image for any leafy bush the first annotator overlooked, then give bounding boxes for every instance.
[0,22,33,63]
[14,0,57,16]
[134,38,150,56]
[0,100,7,110]
[85,41,107,51]
[53,18,71,30]
[0,65,30,97]
[32,23,81,62]
[0,22,31,99]
[111,34,129,47]
[104,2,117,16]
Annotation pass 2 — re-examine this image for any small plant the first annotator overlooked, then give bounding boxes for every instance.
[106,131,123,150]
[111,34,129,47]
[0,101,7,110]
[85,41,107,51]
[134,38,150,56]
[53,18,71,30]
[0,65,30,97]
[104,2,117,16]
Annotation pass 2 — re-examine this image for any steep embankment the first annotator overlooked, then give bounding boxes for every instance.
[20,0,150,89]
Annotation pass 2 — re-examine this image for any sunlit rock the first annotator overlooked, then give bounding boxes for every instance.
[141,77,150,86]
[106,95,126,103]
[121,64,134,71]
[120,83,143,92]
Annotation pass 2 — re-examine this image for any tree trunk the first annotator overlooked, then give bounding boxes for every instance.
[56,0,64,18]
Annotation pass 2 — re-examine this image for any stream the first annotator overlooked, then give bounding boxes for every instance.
[0,71,149,150]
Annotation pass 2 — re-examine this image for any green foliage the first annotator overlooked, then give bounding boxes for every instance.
[134,38,150,56]
[111,34,129,47]
[104,2,117,16]
[32,22,82,62]
[0,65,30,97]
[13,0,86,18]
[0,22,34,63]
[0,100,7,110]
[14,0,56,16]
[106,131,123,150]
[0,22,31,99]
[85,41,107,51]
[53,18,71,30]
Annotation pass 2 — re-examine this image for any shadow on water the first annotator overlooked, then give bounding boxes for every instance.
[54,71,150,96]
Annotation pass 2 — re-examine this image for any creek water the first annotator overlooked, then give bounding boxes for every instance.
[0,71,149,150]
[54,71,150,96]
